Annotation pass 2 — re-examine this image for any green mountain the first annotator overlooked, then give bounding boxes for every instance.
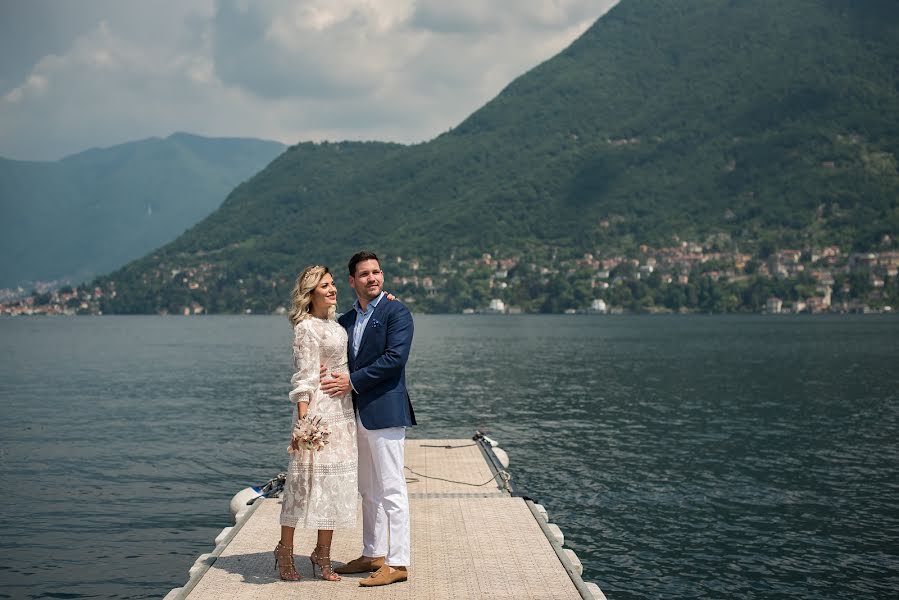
[0,133,285,288]
[98,0,899,314]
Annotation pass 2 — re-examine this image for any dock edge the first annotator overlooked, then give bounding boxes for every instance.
[474,432,607,600]
[162,493,265,600]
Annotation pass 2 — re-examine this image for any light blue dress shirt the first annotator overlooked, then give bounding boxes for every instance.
[352,291,385,357]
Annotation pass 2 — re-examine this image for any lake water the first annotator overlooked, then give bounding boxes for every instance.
[0,315,897,599]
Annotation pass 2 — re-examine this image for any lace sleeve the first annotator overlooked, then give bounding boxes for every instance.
[289,321,319,403]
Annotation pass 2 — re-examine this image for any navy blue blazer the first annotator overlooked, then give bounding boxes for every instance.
[338,297,416,430]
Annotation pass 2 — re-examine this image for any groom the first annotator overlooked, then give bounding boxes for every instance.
[320,250,416,587]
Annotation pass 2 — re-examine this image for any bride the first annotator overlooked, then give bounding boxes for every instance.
[274,265,357,581]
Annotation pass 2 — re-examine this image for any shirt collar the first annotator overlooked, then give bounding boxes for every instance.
[353,291,385,315]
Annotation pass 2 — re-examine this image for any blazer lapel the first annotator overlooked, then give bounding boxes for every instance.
[355,297,388,360]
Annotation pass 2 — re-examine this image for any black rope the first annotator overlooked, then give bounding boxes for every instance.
[419,443,478,449]
[403,465,510,488]
[412,440,507,486]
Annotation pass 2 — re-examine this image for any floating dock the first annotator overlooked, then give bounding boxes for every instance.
[165,435,606,599]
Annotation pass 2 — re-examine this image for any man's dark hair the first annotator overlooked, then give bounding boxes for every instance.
[348,251,380,276]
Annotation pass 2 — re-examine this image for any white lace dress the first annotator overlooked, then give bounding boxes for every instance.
[280,317,358,529]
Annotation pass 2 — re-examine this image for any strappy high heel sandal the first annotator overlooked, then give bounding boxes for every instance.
[273,541,301,581]
[310,544,341,581]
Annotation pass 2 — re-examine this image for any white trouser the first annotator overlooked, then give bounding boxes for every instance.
[356,415,410,566]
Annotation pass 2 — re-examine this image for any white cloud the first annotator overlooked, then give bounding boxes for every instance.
[0,0,619,161]
[4,74,49,104]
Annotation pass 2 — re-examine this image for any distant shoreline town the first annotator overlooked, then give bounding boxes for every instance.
[2,240,897,317]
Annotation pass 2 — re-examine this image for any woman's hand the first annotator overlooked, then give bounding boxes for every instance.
[297,401,308,419]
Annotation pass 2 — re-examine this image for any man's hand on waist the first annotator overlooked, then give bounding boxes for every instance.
[320,369,352,397]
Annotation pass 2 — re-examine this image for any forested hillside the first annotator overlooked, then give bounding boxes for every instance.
[92,0,899,314]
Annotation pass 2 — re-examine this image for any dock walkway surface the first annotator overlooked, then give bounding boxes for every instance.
[166,438,606,600]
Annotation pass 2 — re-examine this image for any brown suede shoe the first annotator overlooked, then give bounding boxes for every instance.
[334,555,385,575]
[358,565,408,587]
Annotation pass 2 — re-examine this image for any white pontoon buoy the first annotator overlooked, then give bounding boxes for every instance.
[585,582,608,599]
[214,527,233,546]
[189,553,213,578]
[547,523,564,545]
[229,487,263,523]
[493,447,510,468]
[563,549,583,575]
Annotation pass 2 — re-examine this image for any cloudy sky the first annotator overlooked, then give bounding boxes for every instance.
[0,0,618,161]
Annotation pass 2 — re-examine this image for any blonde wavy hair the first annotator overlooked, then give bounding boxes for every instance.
[288,265,336,327]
